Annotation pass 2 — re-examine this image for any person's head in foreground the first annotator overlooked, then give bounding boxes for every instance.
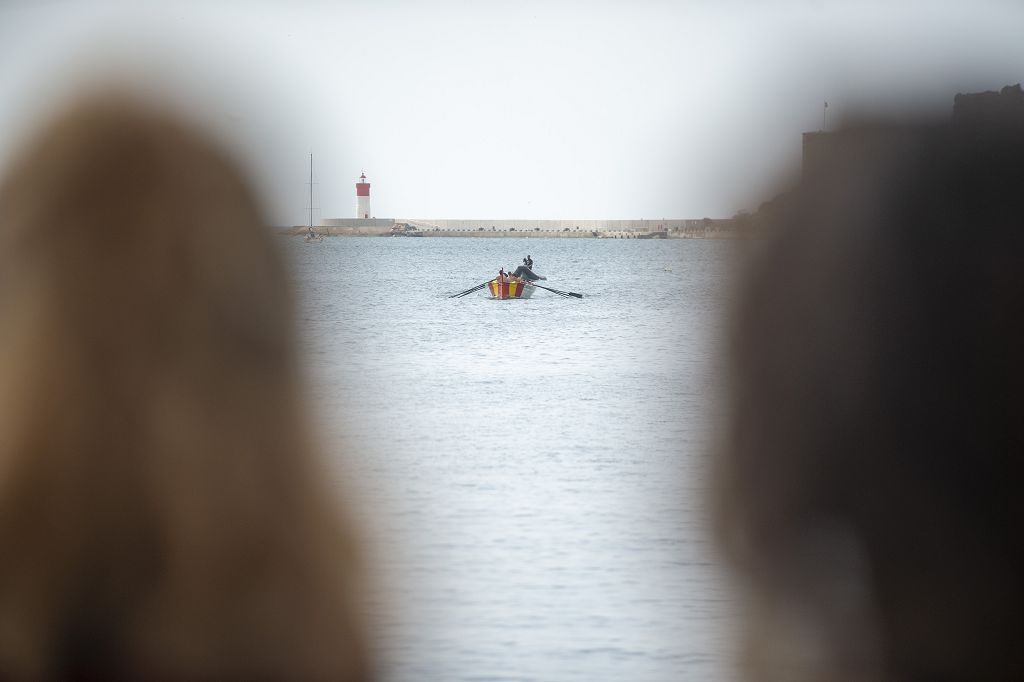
[716,116,1024,680]
[0,97,371,680]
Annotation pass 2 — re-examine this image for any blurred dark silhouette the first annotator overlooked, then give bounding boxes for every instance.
[0,98,372,680]
[715,115,1024,680]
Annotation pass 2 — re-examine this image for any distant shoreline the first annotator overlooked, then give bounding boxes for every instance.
[280,224,740,240]
[281,216,741,239]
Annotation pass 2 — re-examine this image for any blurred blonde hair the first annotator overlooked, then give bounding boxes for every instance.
[0,97,371,679]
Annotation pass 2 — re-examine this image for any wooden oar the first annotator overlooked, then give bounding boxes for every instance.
[449,280,493,298]
[455,284,488,298]
[527,282,583,298]
[523,282,568,298]
[453,283,488,298]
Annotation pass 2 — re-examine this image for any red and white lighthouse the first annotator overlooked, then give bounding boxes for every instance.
[356,172,371,219]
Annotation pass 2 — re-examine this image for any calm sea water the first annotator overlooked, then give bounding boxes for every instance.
[288,237,737,681]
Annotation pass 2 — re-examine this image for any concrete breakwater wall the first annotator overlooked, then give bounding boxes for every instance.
[292,217,737,238]
[393,218,700,232]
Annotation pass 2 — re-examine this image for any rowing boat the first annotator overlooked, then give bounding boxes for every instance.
[487,279,537,299]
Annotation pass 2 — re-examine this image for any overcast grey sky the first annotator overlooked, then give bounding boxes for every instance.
[1,0,1022,224]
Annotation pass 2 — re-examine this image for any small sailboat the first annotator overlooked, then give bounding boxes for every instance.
[304,153,323,243]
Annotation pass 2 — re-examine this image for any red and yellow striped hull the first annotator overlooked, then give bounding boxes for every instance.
[487,280,536,299]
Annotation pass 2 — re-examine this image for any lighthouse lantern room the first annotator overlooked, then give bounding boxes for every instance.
[356,172,371,219]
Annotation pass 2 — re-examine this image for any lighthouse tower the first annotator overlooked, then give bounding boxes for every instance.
[356,172,371,219]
